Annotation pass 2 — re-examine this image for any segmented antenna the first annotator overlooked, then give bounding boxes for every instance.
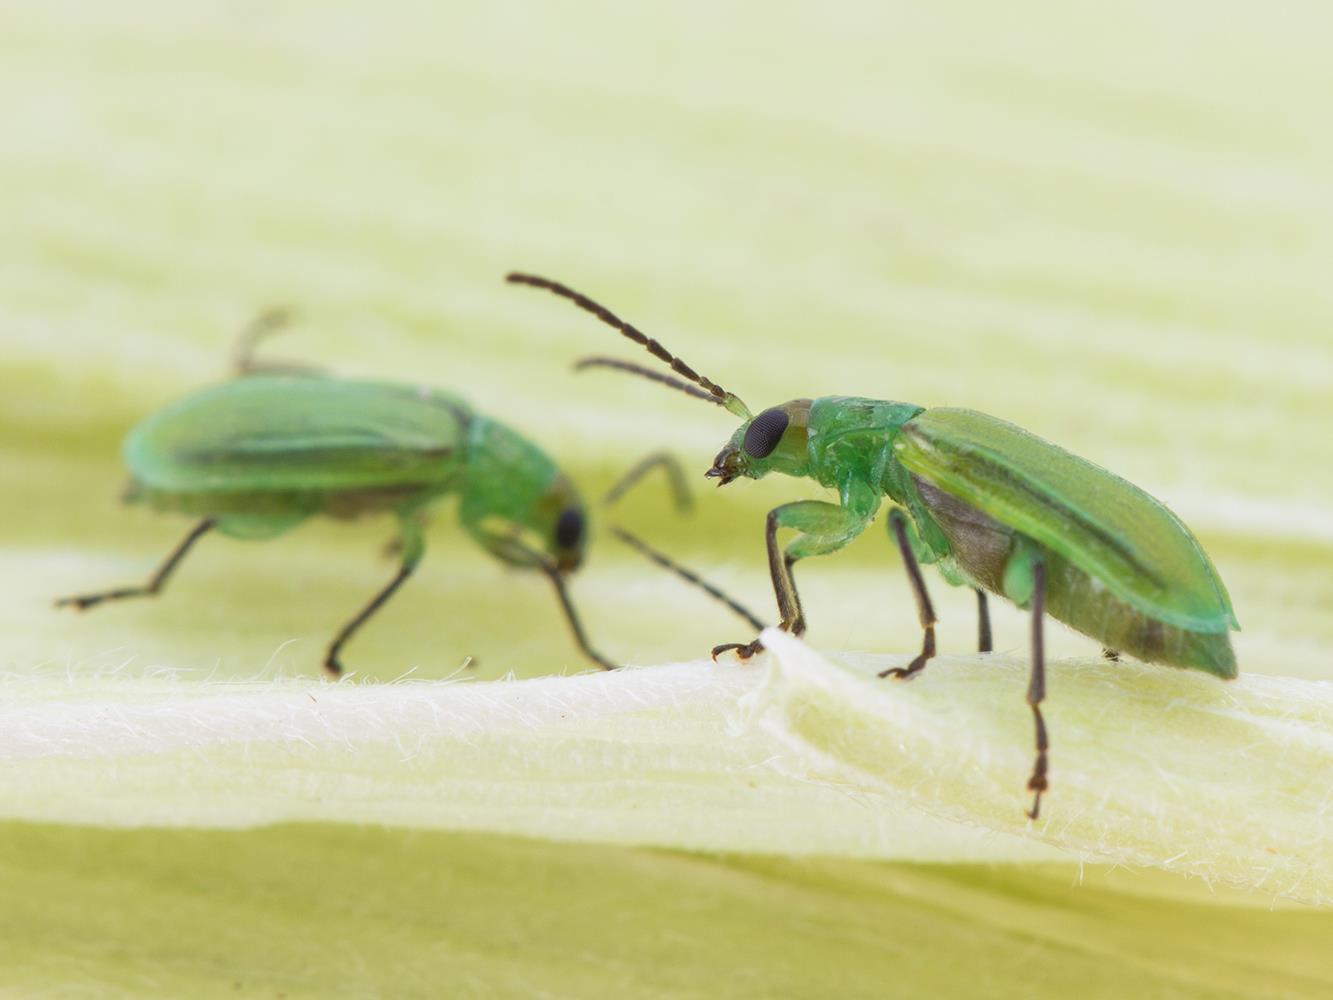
[611,526,766,632]
[506,272,751,418]
[575,357,722,407]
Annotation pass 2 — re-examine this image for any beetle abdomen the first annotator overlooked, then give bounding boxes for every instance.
[895,408,1238,636]
[915,477,1236,677]
[124,376,467,495]
[125,479,440,522]
[1038,546,1236,676]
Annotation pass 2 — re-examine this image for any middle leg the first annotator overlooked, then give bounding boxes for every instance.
[976,589,993,653]
[879,508,938,680]
[324,512,425,678]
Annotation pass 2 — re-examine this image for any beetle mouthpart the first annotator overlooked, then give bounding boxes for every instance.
[706,444,742,486]
[704,464,737,487]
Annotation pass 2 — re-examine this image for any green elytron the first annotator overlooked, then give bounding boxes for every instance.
[508,274,1240,819]
[57,316,761,677]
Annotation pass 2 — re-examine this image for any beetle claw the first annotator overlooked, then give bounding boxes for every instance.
[1026,786,1046,821]
[55,594,103,612]
[710,638,765,662]
[879,653,928,680]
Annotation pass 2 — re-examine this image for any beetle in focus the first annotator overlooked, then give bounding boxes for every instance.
[56,315,763,677]
[507,273,1240,819]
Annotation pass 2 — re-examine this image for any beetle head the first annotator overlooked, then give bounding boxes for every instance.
[552,504,587,573]
[475,477,588,575]
[706,399,812,486]
[537,476,587,574]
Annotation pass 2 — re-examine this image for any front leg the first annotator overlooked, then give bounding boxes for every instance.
[712,499,871,660]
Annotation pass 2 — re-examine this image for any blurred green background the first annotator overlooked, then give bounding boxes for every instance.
[2,1,1331,995]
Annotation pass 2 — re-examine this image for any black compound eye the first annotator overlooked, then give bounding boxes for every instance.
[742,408,790,459]
[555,507,585,549]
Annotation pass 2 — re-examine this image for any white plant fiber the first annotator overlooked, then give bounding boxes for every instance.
[2,629,1329,904]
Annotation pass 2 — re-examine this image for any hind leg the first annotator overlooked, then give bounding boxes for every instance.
[56,519,216,611]
[1025,560,1050,820]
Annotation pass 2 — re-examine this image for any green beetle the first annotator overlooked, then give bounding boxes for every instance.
[507,273,1240,819]
[57,314,763,677]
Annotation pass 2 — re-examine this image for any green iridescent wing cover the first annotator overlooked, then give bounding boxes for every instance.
[894,408,1238,635]
[125,376,467,493]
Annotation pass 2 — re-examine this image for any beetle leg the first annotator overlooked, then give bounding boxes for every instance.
[711,507,793,660]
[323,514,424,678]
[711,500,869,661]
[55,518,216,611]
[381,509,428,561]
[777,501,873,630]
[715,556,813,660]
[231,308,322,377]
[783,554,806,637]
[324,565,416,678]
[601,451,692,513]
[543,563,619,671]
[976,589,993,653]
[1026,560,1050,820]
[879,509,938,680]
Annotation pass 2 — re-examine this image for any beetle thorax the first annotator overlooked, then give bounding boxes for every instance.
[458,417,561,522]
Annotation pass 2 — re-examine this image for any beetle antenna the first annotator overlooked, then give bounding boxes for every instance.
[542,562,618,670]
[610,526,766,632]
[575,357,723,407]
[506,272,751,419]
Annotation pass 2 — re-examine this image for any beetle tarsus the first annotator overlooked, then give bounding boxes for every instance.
[1026,759,1048,821]
[1025,705,1050,820]
[879,623,936,680]
[711,638,765,661]
[782,555,807,640]
[1025,560,1050,821]
[54,518,215,614]
[323,561,417,681]
[55,593,104,611]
